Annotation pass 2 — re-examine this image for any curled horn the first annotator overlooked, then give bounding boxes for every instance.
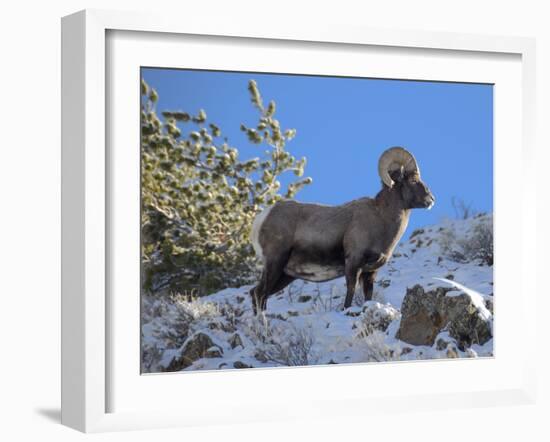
[378,147,420,188]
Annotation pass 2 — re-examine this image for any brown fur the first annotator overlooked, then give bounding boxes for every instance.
[250,168,434,313]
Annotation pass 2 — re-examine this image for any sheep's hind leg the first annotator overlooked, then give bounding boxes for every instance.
[250,285,262,315]
[251,255,290,314]
[262,273,295,310]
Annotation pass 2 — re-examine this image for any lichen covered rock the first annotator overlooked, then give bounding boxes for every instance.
[396,285,492,349]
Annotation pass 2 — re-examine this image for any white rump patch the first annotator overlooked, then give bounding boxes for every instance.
[251,205,274,263]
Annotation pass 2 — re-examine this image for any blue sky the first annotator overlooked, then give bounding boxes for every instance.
[142,68,493,236]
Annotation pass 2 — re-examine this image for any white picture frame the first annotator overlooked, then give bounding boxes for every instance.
[61,9,537,433]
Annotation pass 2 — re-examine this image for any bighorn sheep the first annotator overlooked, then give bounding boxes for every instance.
[250,146,435,313]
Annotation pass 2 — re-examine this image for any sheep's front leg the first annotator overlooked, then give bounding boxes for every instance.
[361,270,377,302]
[343,257,361,309]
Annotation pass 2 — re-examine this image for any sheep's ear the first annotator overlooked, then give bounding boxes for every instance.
[389,166,405,183]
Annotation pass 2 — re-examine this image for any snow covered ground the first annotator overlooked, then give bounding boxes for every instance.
[141,213,494,373]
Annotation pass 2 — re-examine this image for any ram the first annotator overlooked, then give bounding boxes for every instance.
[249,146,435,313]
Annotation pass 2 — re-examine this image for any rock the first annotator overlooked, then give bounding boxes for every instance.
[205,346,223,358]
[344,306,362,317]
[435,335,451,351]
[165,332,223,371]
[228,333,244,349]
[396,285,492,349]
[206,320,235,333]
[233,361,252,369]
[297,295,312,303]
[266,313,287,321]
[446,347,459,358]
[359,302,400,334]
[220,322,236,333]
[254,351,269,363]
[434,332,460,358]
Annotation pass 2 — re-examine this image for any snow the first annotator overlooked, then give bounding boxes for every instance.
[142,213,494,373]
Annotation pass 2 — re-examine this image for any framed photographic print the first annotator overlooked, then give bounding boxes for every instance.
[61,9,537,433]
